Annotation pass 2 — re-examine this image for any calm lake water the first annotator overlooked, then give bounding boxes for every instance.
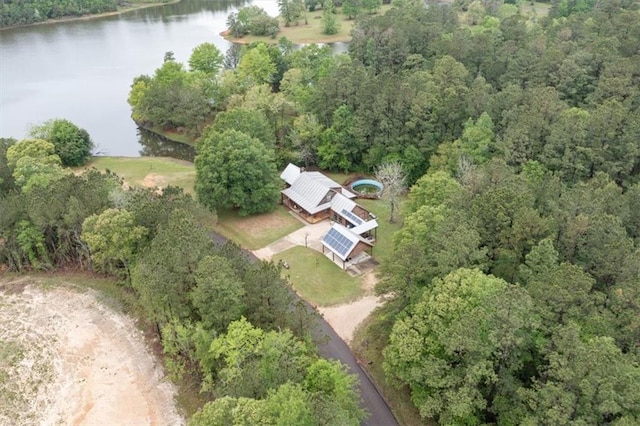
[0,0,290,157]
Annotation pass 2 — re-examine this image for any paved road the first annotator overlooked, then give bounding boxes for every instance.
[210,232,398,426]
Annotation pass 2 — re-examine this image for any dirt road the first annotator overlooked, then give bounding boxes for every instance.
[0,278,183,426]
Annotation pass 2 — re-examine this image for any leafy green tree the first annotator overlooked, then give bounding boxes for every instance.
[304,359,366,425]
[188,42,223,75]
[238,43,277,84]
[342,0,362,19]
[318,105,362,171]
[278,0,305,26]
[6,138,65,193]
[30,119,94,166]
[405,170,463,215]
[384,268,537,424]
[131,209,212,327]
[82,208,147,281]
[0,137,16,192]
[195,129,280,216]
[522,324,640,425]
[191,255,246,332]
[322,0,340,35]
[204,107,275,147]
[205,317,313,397]
[191,383,316,426]
[362,0,380,14]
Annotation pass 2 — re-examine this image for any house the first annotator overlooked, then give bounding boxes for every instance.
[280,164,379,270]
[321,223,374,270]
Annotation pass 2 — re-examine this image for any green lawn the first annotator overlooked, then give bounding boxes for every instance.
[213,205,304,250]
[358,197,404,264]
[521,1,552,17]
[277,246,363,306]
[225,5,392,45]
[84,156,196,194]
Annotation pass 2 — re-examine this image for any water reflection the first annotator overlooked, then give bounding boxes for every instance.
[137,128,197,162]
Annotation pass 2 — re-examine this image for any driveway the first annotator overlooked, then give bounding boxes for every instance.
[217,226,398,425]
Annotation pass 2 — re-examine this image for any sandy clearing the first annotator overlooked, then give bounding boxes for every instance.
[318,295,383,344]
[0,279,183,426]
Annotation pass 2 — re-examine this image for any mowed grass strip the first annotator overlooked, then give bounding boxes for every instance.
[85,156,196,194]
[277,246,363,306]
[225,5,392,45]
[214,205,304,250]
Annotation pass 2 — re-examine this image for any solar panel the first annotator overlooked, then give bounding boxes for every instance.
[323,228,355,257]
[341,209,363,226]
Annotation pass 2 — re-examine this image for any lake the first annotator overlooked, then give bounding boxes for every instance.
[0,0,286,157]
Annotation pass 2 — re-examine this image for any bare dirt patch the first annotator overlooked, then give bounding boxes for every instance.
[318,271,382,344]
[0,279,183,426]
[142,172,167,189]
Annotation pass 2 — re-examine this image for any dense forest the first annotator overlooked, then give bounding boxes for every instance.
[2,0,640,424]
[127,0,640,423]
[0,0,169,28]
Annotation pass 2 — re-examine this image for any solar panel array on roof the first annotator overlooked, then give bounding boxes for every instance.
[323,228,355,257]
[341,209,363,226]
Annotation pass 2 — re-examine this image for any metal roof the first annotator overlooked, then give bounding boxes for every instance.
[330,192,356,215]
[322,223,373,261]
[280,163,301,186]
[281,173,333,214]
[305,171,342,189]
[351,218,379,235]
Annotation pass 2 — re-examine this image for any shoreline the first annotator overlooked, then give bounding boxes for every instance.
[0,0,180,31]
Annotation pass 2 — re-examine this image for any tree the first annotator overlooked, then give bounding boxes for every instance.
[405,170,463,215]
[131,209,212,327]
[188,42,223,75]
[82,208,147,281]
[304,359,366,425]
[30,118,94,166]
[205,317,312,398]
[0,138,16,192]
[238,43,278,84]
[375,161,406,223]
[190,255,246,332]
[204,107,275,147]
[195,129,280,216]
[362,0,380,14]
[522,324,640,425]
[383,268,537,424]
[322,0,340,35]
[342,0,362,19]
[6,138,65,192]
[278,0,305,26]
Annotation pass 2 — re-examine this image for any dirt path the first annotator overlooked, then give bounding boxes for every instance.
[0,278,183,426]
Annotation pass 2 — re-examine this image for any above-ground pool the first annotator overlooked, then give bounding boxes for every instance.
[350,179,384,198]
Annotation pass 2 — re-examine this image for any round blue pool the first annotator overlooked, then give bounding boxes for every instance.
[351,179,384,197]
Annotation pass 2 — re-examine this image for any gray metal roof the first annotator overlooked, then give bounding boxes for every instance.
[280,163,301,186]
[305,171,342,189]
[281,173,333,214]
[351,218,379,235]
[330,193,356,215]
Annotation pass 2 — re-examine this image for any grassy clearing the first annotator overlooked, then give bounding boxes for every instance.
[84,156,196,194]
[352,312,429,426]
[277,246,363,306]
[358,197,404,264]
[214,205,304,250]
[521,1,552,17]
[225,5,393,45]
